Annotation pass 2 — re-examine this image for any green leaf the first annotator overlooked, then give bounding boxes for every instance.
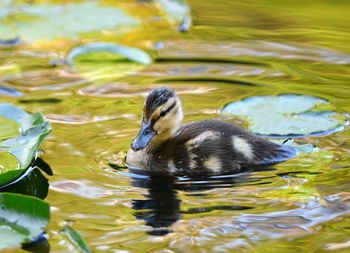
[0,103,51,186]
[0,117,20,142]
[0,167,49,200]
[0,2,138,41]
[66,42,152,65]
[0,193,50,250]
[222,94,345,137]
[60,225,93,253]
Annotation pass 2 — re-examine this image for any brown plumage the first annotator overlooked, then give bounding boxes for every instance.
[126,87,296,175]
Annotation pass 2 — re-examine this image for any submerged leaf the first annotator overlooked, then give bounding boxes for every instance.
[0,117,20,142]
[156,0,191,31]
[60,225,93,253]
[222,94,345,137]
[0,103,51,186]
[66,42,152,65]
[0,193,50,250]
[0,2,138,41]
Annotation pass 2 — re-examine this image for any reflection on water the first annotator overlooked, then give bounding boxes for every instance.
[1,70,90,91]
[232,193,350,239]
[131,173,180,236]
[126,167,350,250]
[157,40,350,64]
[129,167,273,236]
[1,0,350,251]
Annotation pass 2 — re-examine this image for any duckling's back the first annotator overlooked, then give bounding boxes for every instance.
[150,120,296,175]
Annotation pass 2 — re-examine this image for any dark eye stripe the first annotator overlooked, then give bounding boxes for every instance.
[163,101,177,116]
[151,101,177,126]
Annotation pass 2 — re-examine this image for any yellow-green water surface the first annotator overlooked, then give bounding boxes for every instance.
[1,0,350,252]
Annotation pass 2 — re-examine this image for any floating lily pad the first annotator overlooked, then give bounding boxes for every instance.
[0,103,51,186]
[0,151,18,173]
[271,139,320,153]
[0,2,138,41]
[0,167,49,200]
[66,42,152,65]
[222,94,345,137]
[60,225,93,253]
[0,117,20,142]
[0,192,50,250]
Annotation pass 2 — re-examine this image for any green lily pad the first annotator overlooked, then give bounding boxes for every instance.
[222,94,345,137]
[0,2,138,41]
[0,103,51,186]
[0,117,20,142]
[0,151,18,173]
[66,42,152,65]
[270,139,320,153]
[0,167,49,200]
[60,225,93,253]
[0,192,50,250]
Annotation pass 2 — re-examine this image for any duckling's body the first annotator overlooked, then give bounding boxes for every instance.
[126,88,296,175]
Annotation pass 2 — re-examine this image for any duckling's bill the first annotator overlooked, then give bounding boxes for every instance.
[131,121,156,151]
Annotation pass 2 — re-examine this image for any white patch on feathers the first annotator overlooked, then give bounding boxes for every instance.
[232,136,254,160]
[168,159,177,173]
[188,152,198,169]
[186,131,220,169]
[187,131,220,148]
[204,155,221,173]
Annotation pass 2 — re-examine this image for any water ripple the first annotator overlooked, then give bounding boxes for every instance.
[78,83,216,98]
[0,69,89,91]
[157,40,350,64]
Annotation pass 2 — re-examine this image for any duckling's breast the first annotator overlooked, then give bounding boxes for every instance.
[126,148,148,169]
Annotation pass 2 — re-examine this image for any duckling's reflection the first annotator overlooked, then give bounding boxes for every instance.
[129,167,275,235]
[132,173,180,235]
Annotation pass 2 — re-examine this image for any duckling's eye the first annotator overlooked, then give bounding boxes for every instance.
[160,110,167,117]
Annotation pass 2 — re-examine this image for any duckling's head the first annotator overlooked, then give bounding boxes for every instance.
[131,87,183,151]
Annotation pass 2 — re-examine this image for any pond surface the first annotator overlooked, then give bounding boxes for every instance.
[1,0,350,252]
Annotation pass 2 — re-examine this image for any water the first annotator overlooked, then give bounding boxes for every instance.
[1,0,350,252]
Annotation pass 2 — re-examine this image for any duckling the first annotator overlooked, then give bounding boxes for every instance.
[126,87,296,175]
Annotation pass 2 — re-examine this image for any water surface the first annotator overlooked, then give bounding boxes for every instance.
[1,0,350,252]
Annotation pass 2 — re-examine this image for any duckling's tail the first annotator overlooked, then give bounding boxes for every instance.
[253,144,297,166]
